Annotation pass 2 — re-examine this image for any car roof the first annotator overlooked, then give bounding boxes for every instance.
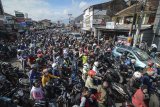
[115,45,139,52]
[70,33,81,35]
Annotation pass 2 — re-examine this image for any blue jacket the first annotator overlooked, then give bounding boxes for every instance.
[29,70,41,81]
[141,75,155,92]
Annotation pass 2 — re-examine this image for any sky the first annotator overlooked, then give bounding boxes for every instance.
[2,0,109,22]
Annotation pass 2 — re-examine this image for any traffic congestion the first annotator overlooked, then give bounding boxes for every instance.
[0,28,159,107]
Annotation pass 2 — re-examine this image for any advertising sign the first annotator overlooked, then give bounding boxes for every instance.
[106,22,115,29]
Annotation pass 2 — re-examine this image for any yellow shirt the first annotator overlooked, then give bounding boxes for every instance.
[42,74,58,87]
[82,55,88,64]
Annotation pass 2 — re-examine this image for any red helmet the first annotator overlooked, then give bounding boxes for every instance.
[88,70,96,77]
[147,60,154,67]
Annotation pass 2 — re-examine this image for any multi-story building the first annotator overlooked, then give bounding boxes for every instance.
[4,13,16,32]
[39,19,51,29]
[82,0,128,33]
[0,0,4,30]
[153,1,160,50]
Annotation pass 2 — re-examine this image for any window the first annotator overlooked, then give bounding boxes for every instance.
[127,52,136,59]
[133,48,150,61]
[116,48,125,54]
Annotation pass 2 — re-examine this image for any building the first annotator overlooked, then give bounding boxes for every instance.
[4,12,16,32]
[95,0,159,46]
[0,0,4,30]
[153,1,160,51]
[82,0,128,33]
[39,19,51,29]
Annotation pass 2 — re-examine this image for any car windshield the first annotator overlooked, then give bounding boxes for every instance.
[133,48,150,61]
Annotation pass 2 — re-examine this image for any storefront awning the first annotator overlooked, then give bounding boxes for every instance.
[96,24,152,31]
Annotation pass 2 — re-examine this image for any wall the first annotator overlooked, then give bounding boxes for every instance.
[83,8,91,30]
[141,29,154,46]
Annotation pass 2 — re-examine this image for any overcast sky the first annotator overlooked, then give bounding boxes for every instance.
[2,0,109,22]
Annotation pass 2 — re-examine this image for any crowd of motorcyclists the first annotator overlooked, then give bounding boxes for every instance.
[0,28,160,107]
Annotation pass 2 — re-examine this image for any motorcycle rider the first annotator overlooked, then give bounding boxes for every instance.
[30,80,44,100]
[80,87,90,107]
[150,44,157,58]
[92,61,101,76]
[85,70,98,89]
[29,64,41,86]
[132,85,149,107]
[82,62,91,82]
[127,71,142,97]
[141,67,156,94]
[97,81,108,107]
[41,68,59,87]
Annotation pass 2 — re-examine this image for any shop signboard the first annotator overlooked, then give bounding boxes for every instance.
[106,22,115,29]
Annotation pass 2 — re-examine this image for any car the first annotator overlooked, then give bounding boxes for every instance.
[68,33,82,40]
[112,45,160,69]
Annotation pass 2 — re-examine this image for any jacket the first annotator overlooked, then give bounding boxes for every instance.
[80,96,90,107]
[30,86,44,100]
[132,89,148,107]
[42,74,59,87]
[141,75,155,92]
[85,76,97,89]
[97,85,107,104]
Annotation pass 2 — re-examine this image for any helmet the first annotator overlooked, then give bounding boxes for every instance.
[107,48,111,51]
[147,60,154,67]
[88,70,96,77]
[83,63,90,70]
[133,71,142,79]
[17,49,21,52]
[94,61,99,67]
[52,63,57,68]
[37,49,42,53]
[131,59,136,64]
[151,44,157,48]
[147,68,155,76]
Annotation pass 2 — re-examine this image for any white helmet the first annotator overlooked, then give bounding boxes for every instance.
[83,63,90,71]
[131,59,136,64]
[94,61,99,67]
[52,63,57,68]
[151,44,157,48]
[133,71,142,79]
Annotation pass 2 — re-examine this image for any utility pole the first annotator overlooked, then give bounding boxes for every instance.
[68,14,72,24]
[133,0,148,47]
[129,0,138,37]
